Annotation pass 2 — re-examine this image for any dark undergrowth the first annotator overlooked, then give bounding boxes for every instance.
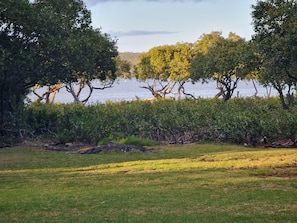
[17,97,297,146]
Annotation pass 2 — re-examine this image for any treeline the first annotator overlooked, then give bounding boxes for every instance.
[18,98,297,147]
[1,0,297,145]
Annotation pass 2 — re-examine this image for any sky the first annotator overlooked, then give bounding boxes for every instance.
[84,0,257,52]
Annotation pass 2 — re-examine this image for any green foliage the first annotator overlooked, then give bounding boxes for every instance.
[117,136,159,146]
[98,132,125,145]
[0,0,36,144]
[252,0,297,109]
[115,56,132,79]
[134,43,194,99]
[0,0,118,144]
[98,134,159,146]
[191,32,258,101]
[21,97,297,145]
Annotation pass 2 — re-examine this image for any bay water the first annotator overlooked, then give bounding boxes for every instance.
[27,79,277,104]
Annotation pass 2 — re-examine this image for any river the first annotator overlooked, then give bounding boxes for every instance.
[27,79,277,104]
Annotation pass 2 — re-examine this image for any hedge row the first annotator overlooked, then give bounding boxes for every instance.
[22,97,297,145]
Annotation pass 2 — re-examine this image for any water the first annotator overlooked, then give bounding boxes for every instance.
[27,79,277,104]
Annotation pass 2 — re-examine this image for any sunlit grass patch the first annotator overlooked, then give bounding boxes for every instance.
[0,144,297,223]
[70,148,297,175]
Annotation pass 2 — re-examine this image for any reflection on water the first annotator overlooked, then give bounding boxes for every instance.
[27,79,277,104]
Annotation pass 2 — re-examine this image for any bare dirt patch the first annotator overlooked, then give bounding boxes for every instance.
[74,143,148,154]
[21,140,150,154]
[262,139,297,148]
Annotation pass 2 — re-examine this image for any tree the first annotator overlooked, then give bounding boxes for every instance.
[241,41,261,97]
[134,43,194,99]
[32,28,118,104]
[193,31,223,55]
[0,0,118,143]
[115,56,132,79]
[169,43,195,100]
[1,0,39,143]
[191,32,257,101]
[135,45,177,99]
[30,0,118,104]
[252,0,297,109]
[62,29,118,104]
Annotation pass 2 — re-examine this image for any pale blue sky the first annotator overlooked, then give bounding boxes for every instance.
[84,0,257,52]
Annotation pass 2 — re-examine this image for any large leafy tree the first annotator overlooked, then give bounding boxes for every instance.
[169,43,195,99]
[193,31,223,55]
[1,0,38,142]
[0,0,118,143]
[62,28,118,104]
[191,32,257,101]
[31,0,118,104]
[135,45,174,98]
[33,28,118,104]
[135,43,194,99]
[252,0,297,109]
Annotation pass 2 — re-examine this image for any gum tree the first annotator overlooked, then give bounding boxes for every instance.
[191,32,256,101]
[169,43,195,100]
[252,0,297,109]
[31,0,118,104]
[134,43,194,99]
[1,0,38,143]
[0,0,118,143]
[135,45,176,99]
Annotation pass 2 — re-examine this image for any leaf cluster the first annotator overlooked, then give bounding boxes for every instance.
[191,33,254,80]
[191,32,259,101]
[135,43,194,81]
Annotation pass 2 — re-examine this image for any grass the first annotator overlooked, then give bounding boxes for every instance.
[116,136,160,147]
[0,144,297,223]
[98,134,160,147]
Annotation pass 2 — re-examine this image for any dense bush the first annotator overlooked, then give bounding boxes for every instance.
[21,97,296,145]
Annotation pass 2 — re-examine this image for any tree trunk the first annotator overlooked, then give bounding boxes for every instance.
[177,81,186,100]
[251,79,258,97]
[214,85,225,98]
[279,91,289,110]
[66,84,81,104]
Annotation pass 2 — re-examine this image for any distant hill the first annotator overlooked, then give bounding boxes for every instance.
[119,52,142,66]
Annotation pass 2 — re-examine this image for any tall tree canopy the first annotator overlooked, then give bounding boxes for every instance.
[0,0,118,142]
[134,43,194,99]
[252,0,297,109]
[191,32,257,101]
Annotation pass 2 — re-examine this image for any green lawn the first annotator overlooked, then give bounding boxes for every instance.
[0,144,297,223]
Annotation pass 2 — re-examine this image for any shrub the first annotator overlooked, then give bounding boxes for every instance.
[117,136,159,146]
[21,97,297,145]
[98,134,159,147]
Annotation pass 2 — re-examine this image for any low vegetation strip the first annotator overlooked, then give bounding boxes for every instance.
[19,97,297,147]
[0,144,297,222]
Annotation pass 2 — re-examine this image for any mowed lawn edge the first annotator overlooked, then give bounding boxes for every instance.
[0,144,297,223]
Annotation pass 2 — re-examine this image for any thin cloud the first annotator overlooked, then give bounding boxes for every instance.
[85,0,209,7]
[110,30,179,37]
